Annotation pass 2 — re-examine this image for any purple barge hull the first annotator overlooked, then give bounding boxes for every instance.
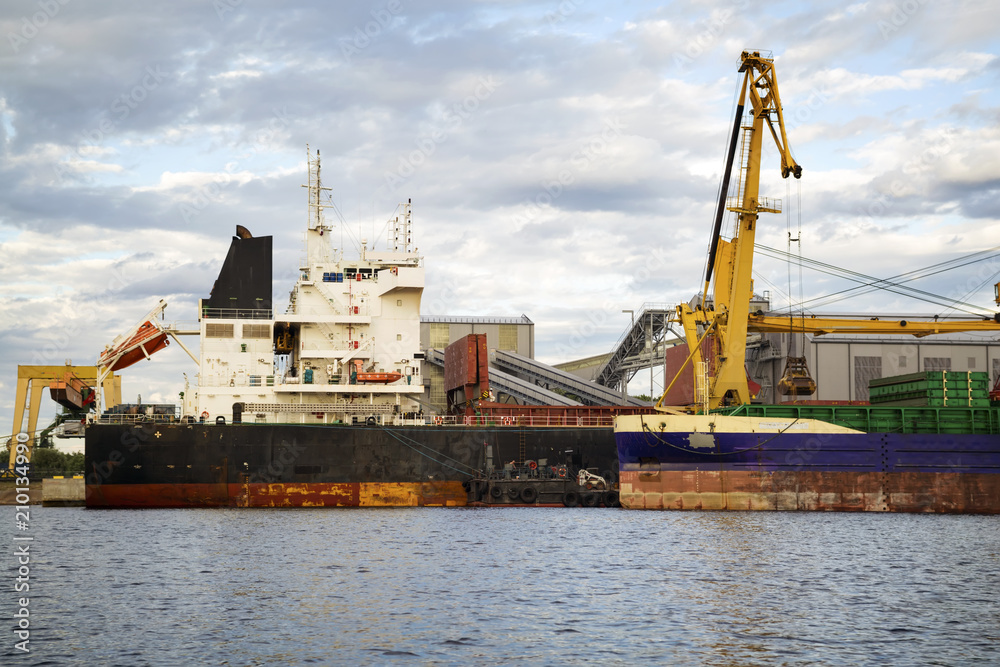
[615,411,1000,513]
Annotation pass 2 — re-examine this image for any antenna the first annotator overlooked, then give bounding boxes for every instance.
[389,198,413,253]
[301,145,339,264]
[301,145,334,234]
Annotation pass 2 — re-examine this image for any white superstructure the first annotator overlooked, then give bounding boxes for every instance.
[192,148,425,425]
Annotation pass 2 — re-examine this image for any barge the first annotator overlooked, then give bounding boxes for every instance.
[615,51,1000,514]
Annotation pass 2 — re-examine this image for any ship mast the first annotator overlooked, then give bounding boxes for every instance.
[302,145,335,265]
[389,198,413,253]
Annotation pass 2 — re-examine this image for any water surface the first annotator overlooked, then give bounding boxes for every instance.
[2,508,998,665]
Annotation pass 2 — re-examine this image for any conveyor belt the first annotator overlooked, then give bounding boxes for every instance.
[491,350,644,407]
[425,349,582,406]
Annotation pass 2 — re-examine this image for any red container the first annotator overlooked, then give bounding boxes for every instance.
[444,334,487,392]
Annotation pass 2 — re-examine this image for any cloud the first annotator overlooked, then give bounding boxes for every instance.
[2,0,1000,435]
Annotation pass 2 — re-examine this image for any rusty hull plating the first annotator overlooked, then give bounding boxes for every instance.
[85,481,467,508]
[619,470,1000,513]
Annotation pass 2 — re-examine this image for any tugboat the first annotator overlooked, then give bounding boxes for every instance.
[467,461,620,508]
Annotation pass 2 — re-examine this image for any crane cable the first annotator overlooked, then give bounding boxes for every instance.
[755,244,1000,316]
[939,269,1000,319]
[702,74,746,300]
[800,249,1000,314]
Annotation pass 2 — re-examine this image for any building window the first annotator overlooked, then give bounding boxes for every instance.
[397,299,403,307]
[899,355,906,368]
[924,357,951,372]
[854,356,882,401]
[242,324,270,339]
[430,323,450,349]
[427,364,446,411]
[968,357,977,369]
[205,323,234,338]
[499,324,517,351]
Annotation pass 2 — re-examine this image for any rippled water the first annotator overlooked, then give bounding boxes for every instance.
[2,507,999,665]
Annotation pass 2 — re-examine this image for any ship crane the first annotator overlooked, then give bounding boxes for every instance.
[663,50,1000,412]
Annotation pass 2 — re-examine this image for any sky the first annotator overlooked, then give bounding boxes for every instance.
[2,0,1000,438]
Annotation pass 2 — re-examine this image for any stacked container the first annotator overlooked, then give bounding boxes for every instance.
[869,371,990,408]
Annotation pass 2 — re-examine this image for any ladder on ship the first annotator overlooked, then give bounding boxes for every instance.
[518,425,525,467]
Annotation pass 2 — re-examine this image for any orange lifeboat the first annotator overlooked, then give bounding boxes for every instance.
[98,320,170,372]
[356,372,403,384]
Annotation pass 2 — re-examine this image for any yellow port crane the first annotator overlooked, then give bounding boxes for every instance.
[664,50,1000,412]
[5,300,197,472]
[6,364,121,472]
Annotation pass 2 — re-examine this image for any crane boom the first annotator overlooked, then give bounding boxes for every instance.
[670,51,801,410]
[748,313,1000,337]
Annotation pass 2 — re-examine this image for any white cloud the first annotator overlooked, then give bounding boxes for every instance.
[132,169,257,193]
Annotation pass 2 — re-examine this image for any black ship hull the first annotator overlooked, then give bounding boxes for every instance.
[84,422,619,508]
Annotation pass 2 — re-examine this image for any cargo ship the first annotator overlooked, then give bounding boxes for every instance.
[615,51,1000,514]
[84,148,638,508]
